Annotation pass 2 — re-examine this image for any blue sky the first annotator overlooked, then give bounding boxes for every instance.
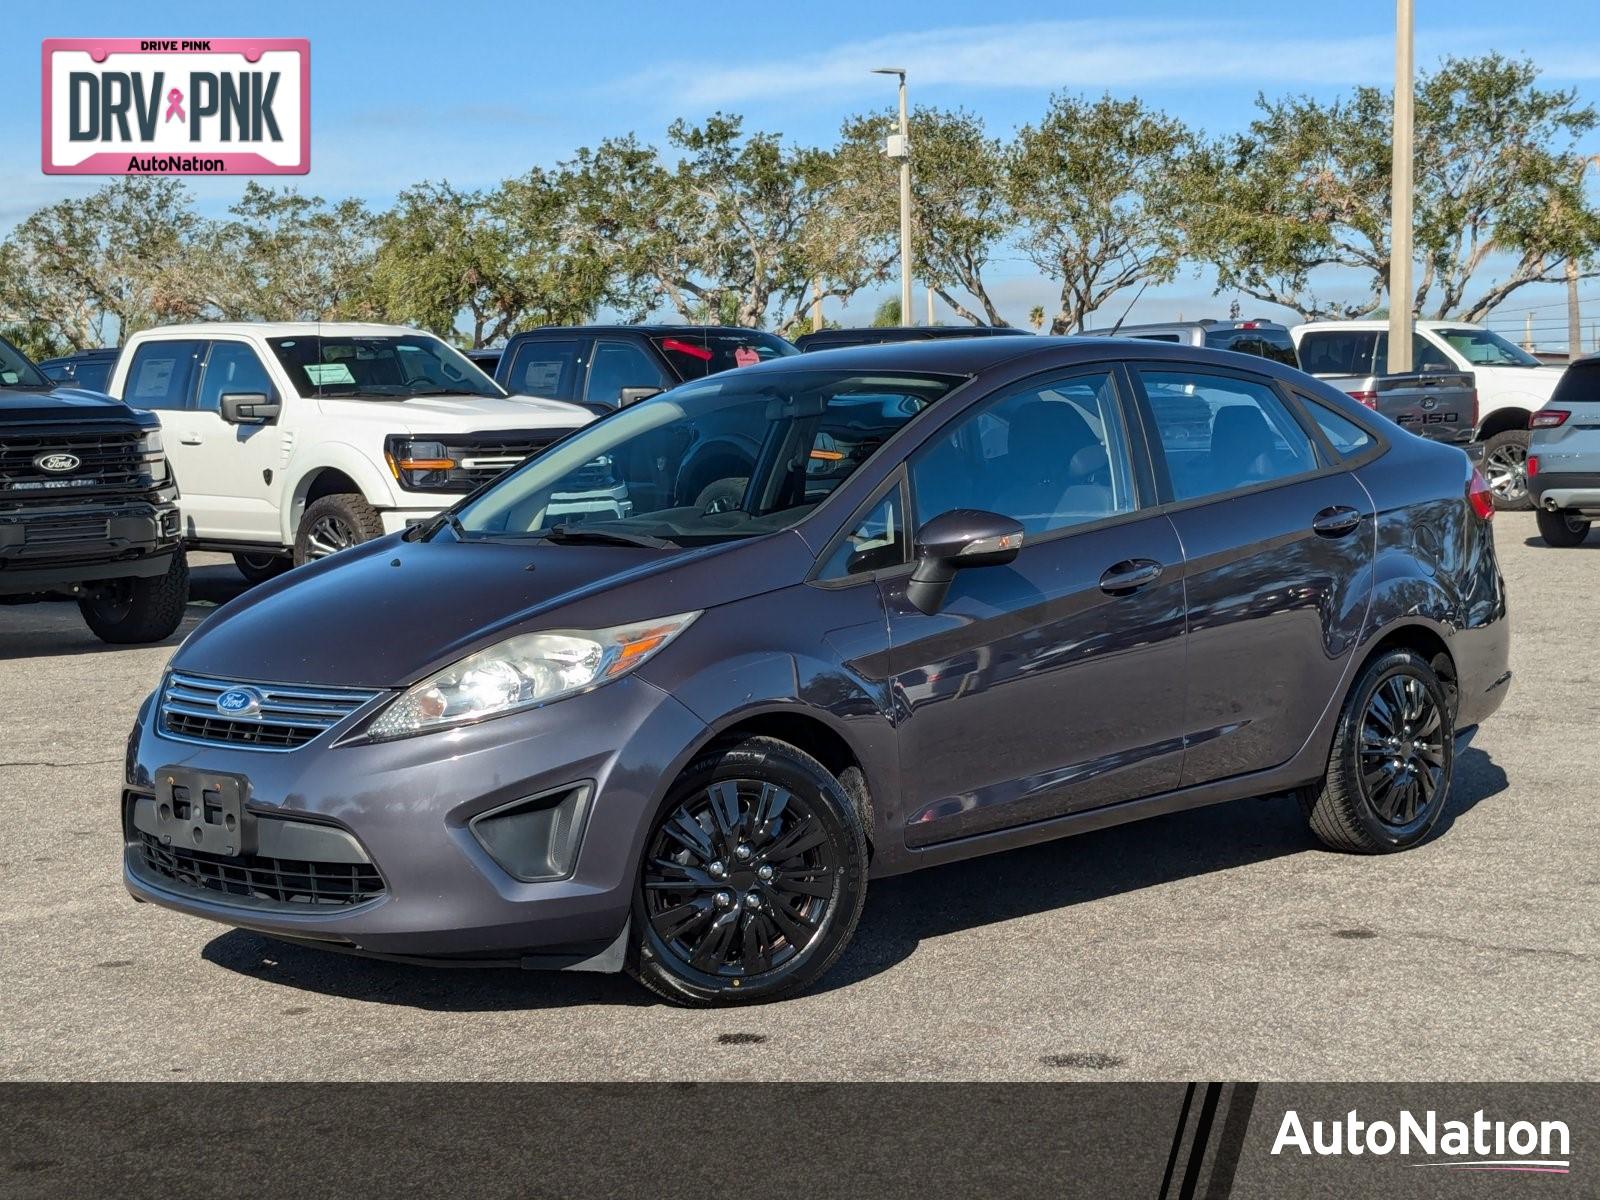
[7,0,1600,339]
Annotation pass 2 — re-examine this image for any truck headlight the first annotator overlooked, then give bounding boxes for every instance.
[362,611,699,741]
[384,436,458,490]
[137,430,169,483]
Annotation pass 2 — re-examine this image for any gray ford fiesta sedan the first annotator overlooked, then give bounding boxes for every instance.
[123,338,1510,1005]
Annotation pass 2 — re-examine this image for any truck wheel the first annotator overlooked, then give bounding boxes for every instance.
[78,551,190,645]
[1480,430,1532,511]
[294,494,385,566]
[233,552,294,584]
[1535,508,1591,547]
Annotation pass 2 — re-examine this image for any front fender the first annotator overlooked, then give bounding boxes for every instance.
[281,443,403,544]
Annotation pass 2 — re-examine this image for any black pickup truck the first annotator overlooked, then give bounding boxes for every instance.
[0,336,186,643]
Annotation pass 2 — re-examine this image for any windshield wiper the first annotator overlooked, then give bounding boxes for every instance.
[541,525,678,549]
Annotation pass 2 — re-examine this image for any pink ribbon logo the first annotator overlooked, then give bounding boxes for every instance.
[164,88,185,123]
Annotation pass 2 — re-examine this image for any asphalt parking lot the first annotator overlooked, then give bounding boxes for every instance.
[2,518,1595,1082]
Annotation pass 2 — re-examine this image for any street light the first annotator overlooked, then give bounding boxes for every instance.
[872,66,913,326]
[1388,0,1415,372]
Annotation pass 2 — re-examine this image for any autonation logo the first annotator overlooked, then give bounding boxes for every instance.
[1272,1108,1571,1174]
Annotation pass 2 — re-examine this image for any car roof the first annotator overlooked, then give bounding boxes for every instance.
[38,348,120,363]
[510,324,782,338]
[1295,319,1483,332]
[733,334,1309,378]
[125,321,430,339]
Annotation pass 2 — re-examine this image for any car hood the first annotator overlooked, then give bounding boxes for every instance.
[314,392,593,431]
[173,528,812,689]
[0,387,144,423]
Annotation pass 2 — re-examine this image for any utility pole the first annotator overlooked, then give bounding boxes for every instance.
[1388,0,1415,373]
[874,67,913,326]
[811,280,823,333]
[1568,260,1582,362]
[927,286,934,326]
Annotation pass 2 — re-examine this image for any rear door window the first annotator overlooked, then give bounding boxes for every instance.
[123,340,203,410]
[506,337,586,400]
[1138,369,1321,501]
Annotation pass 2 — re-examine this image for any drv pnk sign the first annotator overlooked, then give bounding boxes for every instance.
[42,38,309,175]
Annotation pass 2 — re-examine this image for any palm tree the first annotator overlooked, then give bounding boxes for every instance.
[1028,305,1045,332]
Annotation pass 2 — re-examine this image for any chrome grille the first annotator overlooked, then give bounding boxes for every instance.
[438,430,570,489]
[159,671,384,751]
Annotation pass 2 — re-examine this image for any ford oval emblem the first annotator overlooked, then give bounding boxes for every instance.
[1420,395,1438,412]
[34,452,81,473]
[215,687,264,718]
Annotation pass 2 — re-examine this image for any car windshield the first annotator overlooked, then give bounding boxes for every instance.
[448,368,962,546]
[268,335,506,398]
[1433,327,1542,368]
[652,331,798,379]
[0,337,51,389]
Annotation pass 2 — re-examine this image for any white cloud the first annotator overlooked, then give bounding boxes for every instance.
[630,18,1597,109]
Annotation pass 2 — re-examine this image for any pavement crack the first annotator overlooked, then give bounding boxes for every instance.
[0,757,121,769]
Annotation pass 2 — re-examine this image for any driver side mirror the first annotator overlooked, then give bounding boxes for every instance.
[618,386,662,408]
[219,392,281,426]
[907,509,1024,615]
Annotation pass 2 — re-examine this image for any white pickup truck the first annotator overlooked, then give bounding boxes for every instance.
[108,323,600,580]
[1293,320,1566,510]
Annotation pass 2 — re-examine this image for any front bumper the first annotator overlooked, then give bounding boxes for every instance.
[123,673,707,966]
[0,492,181,596]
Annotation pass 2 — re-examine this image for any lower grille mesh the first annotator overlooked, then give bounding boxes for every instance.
[136,831,385,906]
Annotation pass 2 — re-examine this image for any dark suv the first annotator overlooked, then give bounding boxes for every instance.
[1088,319,1301,367]
[494,325,797,410]
[123,338,1508,1005]
[1,336,185,642]
[36,347,121,394]
[794,326,1028,352]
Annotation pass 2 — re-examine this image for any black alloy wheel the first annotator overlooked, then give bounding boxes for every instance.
[1302,649,1455,853]
[631,737,867,1005]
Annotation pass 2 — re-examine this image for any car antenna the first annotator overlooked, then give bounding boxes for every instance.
[1106,280,1151,336]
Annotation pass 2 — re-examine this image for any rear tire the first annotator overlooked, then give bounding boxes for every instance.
[628,736,868,1007]
[78,551,189,645]
[293,493,385,566]
[1303,649,1454,854]
[233,551,293,584]
[1536,508,1591,547]
[1480,430,1532,511]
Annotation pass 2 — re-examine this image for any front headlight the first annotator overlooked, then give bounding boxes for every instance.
[137,429,168,483]
[363,611,700,741]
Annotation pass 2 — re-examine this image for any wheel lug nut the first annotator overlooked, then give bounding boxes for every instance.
[714,891,733,908]
[734,843,753,860]
[708,861,726,879]
[756,864,774,882]
[742,891,762,910]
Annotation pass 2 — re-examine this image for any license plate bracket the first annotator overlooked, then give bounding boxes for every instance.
[152,767,256,857]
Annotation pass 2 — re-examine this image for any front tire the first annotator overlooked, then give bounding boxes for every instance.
[233,551,293,584]
[1536,508,1591,547]
[1480,430,1532,511]
[293,493,385,566]
[1303,649,1454,853]
[629,736,868,1006]
[78,551,189,644]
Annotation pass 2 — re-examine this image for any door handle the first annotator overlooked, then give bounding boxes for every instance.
[1312,506,1362,537]
[177,433,203,446]
[1099,559,1164,594]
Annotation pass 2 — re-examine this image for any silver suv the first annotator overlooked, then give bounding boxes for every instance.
[1528,354,1600,545]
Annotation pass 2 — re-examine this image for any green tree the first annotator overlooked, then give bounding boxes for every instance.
[870,296,902,326]
[210,183,376,322]
[0,177,207,350]
[1009,94,1198,334]
[834,106,1010,325]
[1189,55,1600,320]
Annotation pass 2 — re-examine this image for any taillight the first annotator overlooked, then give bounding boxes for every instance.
[1467,466,1495,520]
[1348,390,1379,410]
[1530,409,1569,429]
[1527,455,1540,477]
[1469,389,1479,429]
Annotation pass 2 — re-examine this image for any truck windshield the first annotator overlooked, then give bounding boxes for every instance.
[268,335,506,399]
[1433,328,1542,368]
[448,368,961,546]
[0,337,52,389]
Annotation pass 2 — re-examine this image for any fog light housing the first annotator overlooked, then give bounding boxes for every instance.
[469,783,592,882]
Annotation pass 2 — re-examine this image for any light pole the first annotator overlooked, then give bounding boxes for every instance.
[873,66,913,325]
[1388,0,1415,373]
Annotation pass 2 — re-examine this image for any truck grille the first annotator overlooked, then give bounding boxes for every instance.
[136,831,385,906]
[439,430,572,489]
[0,427,145,500]
[159,671,385,751]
